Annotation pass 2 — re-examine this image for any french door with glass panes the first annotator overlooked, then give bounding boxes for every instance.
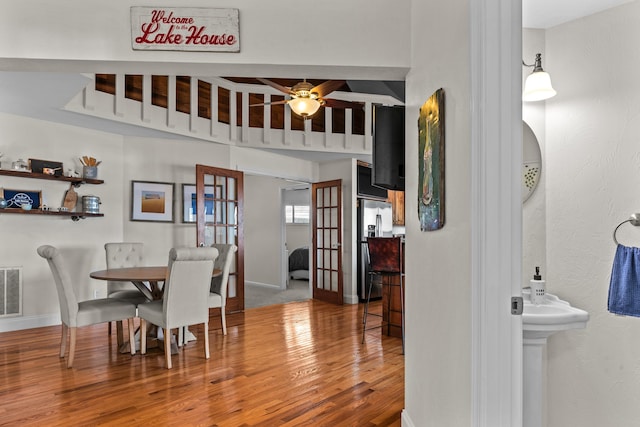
[196,164,244,312]
[312,179,343,304]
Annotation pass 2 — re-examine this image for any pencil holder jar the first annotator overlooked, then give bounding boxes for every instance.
[83,166,98,179]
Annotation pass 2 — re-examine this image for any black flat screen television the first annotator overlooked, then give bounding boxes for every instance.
[357,164,388,200]
[372,105,405,190]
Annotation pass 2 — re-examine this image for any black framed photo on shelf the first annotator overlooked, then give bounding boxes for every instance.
[29,159,64,176]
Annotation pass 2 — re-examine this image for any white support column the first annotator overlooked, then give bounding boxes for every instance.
[114,74,125,117]
[344,108,353,149]
[167,75,176,129]
[263,94,271,145]
[210,82,219,138]
[283,99,292,146]
[190,76,198,133]
[303,116,312,146]
[142,75,151,123]
[470,0,523,426]
[82,85,95,111]
[241,91,249,143]
[229,89,237,142]
[364,101,373,151]
[324,107,332,148]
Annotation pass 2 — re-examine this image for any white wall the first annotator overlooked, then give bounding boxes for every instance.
[404,0,472,425]
[0,113,124,329]
[244,174,286,288]
[121,135,230,265]
[230,146,317,183]
[0,0,410,80]
[284,187,311,253]
[542,2,640,425]
[285,225,310,257]
[523,29,548,289]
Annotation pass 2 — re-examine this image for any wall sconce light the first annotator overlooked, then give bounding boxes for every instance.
[522,53,557,102]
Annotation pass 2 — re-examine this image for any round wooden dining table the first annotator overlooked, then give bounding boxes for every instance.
[90,266,221,354]
[90,266,222,301]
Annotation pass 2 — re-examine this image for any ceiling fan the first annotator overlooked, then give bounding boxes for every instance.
[249,78,362,119]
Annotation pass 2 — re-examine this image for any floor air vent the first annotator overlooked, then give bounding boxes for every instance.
[0,267,22,317]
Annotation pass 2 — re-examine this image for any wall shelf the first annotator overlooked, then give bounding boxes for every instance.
[0,169,103,186]
[0,168,104,221]
[0,208,104,221]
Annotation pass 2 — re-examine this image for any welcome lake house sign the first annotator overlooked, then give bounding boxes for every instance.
[131,7,240,52]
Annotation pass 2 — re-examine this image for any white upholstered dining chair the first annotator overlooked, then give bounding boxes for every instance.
[209,243,237,335]
[37,245,137,368]
[139,247,218,369]
[104,242,147,346]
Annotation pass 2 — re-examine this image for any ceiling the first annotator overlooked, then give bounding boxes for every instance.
[0,2,632,163]
[523,0,633,28]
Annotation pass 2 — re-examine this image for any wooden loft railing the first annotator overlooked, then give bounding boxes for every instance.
[64,74,403,156]
[95,74,365,135]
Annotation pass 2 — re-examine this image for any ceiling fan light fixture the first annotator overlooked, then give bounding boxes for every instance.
[289,96,321,118]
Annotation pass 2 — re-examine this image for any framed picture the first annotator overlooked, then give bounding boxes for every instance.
[418,88,445,231]
[181,184,217,223]
[29,158,64,176]
[130,181,175,222]
[1,188,42,208]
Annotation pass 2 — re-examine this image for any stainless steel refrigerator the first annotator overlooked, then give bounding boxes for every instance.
[357,199,393,301]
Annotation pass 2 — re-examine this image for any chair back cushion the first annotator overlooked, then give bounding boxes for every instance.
[209,243,238,300]
[37,245,78,326]
[163,247,219,329]
[366,237,403,273]
[105,242,144,294]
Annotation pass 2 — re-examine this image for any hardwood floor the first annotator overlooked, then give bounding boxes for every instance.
[0,300,404,426]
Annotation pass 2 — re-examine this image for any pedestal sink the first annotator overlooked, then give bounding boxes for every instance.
[522,290,589,427]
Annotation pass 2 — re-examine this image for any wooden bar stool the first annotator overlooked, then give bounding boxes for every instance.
[361,236,405,353]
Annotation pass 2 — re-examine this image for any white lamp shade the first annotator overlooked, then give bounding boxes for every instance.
[289,97,321,117]
[523,71,557,102]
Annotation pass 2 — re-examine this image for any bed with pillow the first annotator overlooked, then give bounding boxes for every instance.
[288,246,309,280]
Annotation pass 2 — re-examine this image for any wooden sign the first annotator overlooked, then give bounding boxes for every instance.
[131,7,240,52]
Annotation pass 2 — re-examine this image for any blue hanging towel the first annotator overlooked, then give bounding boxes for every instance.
[608,244,640,317]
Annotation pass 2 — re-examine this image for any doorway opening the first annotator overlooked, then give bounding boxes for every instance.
[243,174,312,308]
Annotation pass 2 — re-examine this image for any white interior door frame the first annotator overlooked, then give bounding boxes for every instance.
[281,184,313,291]
[470,0,523,426]
[280,187,289,290]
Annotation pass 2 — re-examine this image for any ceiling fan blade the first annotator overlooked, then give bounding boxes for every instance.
[249,100,289,107]
[312,80,346,98]
[257,78,295,96]
[322,98,364,109]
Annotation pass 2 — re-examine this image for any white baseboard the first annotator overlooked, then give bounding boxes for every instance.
[401,409,415,427]
[245,281,279,289]
[0,314,60,333]
[343,294,359,305]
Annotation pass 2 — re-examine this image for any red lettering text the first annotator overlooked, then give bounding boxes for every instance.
[184,26,237,45]
[150,9,194,25]
[135,23,183,45]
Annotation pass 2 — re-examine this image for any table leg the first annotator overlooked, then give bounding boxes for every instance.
[131,280,154,301]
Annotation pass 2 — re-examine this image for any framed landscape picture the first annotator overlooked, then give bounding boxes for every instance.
[130,180,175,222]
